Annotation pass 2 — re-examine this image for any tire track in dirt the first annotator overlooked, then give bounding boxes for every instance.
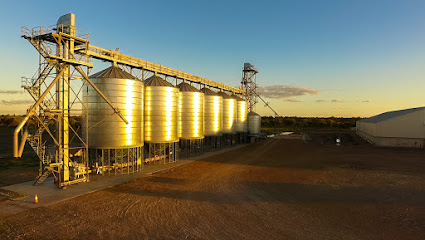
[1,138,425,239]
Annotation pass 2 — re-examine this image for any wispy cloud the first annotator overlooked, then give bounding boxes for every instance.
[257,85,319,99]
[316,99,326,103]
[284,98,302,103]
[331,99,344,103]
[1,99,33,105]
[362,100,371,103]
[0,90,22,94]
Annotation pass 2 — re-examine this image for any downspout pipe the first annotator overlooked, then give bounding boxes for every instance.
[13,67,66,158]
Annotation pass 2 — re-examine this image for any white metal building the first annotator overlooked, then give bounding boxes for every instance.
[356,107,425,148]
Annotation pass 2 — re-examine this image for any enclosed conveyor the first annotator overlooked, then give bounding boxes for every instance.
[144,75,179,163]
[84,66,144,175]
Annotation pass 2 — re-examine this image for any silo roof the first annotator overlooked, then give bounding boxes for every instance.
[177,82,200,92]
[359,106,425,123]
[248,111,260,116]
[218,92,233,99]
[232,94,245,101]
[89,66,137,80]
[201,88,218,96]
[145,75,175,87]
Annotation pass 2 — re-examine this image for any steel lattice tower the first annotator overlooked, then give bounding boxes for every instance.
[241,63,259,112]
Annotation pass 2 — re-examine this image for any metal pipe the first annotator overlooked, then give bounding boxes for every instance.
[18,130,28,157]
[14,116,30,157]
[13,67,66,157]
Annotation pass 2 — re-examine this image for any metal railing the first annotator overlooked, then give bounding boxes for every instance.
[21,25,89,40]
[22,24,244,94]
[87,44,244,93]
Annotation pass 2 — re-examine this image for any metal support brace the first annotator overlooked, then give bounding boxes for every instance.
[74,66,128,124]
[13,66,66,157]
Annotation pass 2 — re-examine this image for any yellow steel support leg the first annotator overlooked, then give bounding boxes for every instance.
[63,65,70,182]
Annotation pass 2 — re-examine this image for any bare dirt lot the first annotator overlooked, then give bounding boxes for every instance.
[1,131,425,239]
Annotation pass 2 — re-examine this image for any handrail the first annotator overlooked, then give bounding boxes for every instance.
[22,24,244,94]
[14,67,66,157]
[86,44,244,94]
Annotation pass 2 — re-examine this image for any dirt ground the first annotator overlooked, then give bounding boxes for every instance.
[1,130,425,239]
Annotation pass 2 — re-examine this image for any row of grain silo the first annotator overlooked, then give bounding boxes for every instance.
[84,66,261,175]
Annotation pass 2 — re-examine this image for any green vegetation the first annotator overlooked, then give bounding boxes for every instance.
[0,127,38,170]
[0,115,78,173]
[261,116,361,134]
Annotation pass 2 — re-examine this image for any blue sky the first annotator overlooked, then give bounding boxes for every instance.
[0,0,424,117]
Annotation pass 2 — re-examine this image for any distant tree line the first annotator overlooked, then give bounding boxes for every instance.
[0,115,81,129]
[0,114,359,130]
[261,116,362,129]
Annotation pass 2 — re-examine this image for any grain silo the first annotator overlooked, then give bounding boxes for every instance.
[219,92,237,146]
[177,82,204,156]
[201,87,223,150]
[84,66,143,175]
[233,94,248,143]
[144,75,179,163]
[247,111,261,135]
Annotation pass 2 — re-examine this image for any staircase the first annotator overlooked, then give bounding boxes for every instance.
[33,167,52,185]
[27,118,53,165]
[21,26,54,59]
[22,62,56,110]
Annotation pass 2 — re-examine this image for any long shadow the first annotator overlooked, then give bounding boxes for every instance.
[106,180,425,206]
[195,138,425,175]
[145,176,186,184]
[196,138,330,170]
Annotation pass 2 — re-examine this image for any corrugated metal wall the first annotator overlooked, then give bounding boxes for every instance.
[356,109,425,147]
[374,110,425,138]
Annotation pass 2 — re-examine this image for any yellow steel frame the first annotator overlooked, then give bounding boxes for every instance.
[81,44,245,94]
[16,15,244,188]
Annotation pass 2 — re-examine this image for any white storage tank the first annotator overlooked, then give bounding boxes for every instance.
[247,111,261,135]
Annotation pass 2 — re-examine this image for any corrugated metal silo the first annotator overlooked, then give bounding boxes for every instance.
[219,92,237,134]
[84,66,144,175]
[233,94,248,133]
[201,88,223,136]
[84,66,143,148]
[247,111,261,135]
[177,82,204,139]
[144,75,179,143]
